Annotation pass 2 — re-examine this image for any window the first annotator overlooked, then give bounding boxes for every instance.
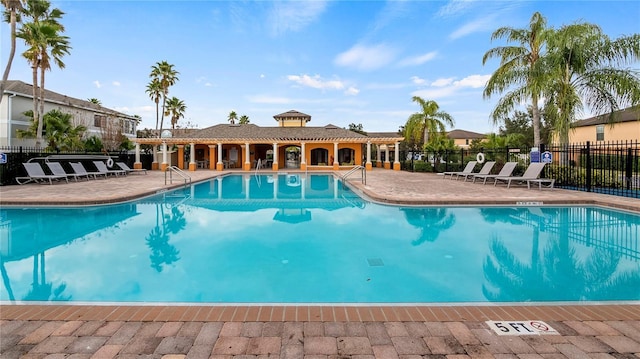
[94,114,106,127]
[596,125,604,141]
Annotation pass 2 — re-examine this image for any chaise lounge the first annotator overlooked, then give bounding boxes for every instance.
[472,162,518,184]
[494,162,550,188]
[16,162,69,185]
[442,161,477,180]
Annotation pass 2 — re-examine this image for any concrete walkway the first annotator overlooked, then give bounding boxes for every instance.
[1,168,639,358]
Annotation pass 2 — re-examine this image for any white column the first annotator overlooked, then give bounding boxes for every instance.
[190,142,196,166]
[217,143,223,166]
[376,145,381,163]
[385,146,390,164]
[394,142,400,165]
[272,143,278,166]
[135,143,141,163]
[333,142,339,165]
[300,142,306,165]
[245,143,250,168]
[366,141,372,165]
[162,142,168,165]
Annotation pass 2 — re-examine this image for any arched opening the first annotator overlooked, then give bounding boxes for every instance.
[337,148,355,165]
[310,148,329,165]
[285,146,301,168]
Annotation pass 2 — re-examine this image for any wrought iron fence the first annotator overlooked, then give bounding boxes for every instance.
[0,146,153,186]
[399,140,640,198]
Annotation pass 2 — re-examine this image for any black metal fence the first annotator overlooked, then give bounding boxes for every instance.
[399,140,640,198]
[0,146,154,186]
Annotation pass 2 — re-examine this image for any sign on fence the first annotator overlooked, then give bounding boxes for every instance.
[0,152,7,164]
[541,151,552,163]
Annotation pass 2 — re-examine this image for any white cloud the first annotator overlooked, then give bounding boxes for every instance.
[411,76,426,85]
[93,80,102,88]
[437,0,477,17]
[449,15,497,40]
[398,51,438,67]
[345,87,360,96]
[334,44,396,71]
[268,1,327,36]
[287,74,345,91]
[260,74,265,79]
[412,74,490,99]
[431,78,454,87]
[112,81,121,87]
[453,74,490,88]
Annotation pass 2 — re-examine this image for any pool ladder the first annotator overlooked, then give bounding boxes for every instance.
[342,165,366,185]
[165,166,192,186]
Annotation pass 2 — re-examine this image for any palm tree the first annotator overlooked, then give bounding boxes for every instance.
[87,97,101,105]
[239,114,250,124]
[404,96,454,148]
[149,61,179,136]
[542,23,640,145]
[483,11,550,147]
[164,96,186,129]
[0,0,24,106]
[145,78,162,135]
[227,110,237,124]
[17,0,70,148]
[17,109,86,150]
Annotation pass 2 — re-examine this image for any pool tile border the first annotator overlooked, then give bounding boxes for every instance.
[1,304,638,322]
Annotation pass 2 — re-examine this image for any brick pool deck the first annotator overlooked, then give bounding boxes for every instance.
[1,169,639,358]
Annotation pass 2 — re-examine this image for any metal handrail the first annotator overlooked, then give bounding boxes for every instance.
[165,166,192,185]
[341,165,366,184]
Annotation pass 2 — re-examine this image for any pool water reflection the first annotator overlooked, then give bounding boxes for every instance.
[1,174,638,303]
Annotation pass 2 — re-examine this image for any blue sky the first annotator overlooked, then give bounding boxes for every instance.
[2,0,639,134]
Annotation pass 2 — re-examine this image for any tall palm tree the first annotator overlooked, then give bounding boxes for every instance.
[149,61,179,136]
[16,0,69,148]
[542,23,640,145]
[164,96,186,129]
[404,96,454,148]
[482,11,550,147]
[227,110,237,124]
[87,97,101,105]
[239,114,250,124]
[145,78,162,134]
[0,0,24,106]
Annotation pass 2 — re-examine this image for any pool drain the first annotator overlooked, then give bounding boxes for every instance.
[367,258,384,267]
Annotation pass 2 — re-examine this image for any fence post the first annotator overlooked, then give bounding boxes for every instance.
[585,141,592,192]
[626,145,633,190]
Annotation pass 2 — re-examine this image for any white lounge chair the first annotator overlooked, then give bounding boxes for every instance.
[472,162,518,184]
[459,161,495,182]
[16,162,69,185]
[442,161,477,180]
[494,162,548,188]
[116,161,147,174]
[46,161,88,181]
[93,161,126,177]
[70,162,108,180]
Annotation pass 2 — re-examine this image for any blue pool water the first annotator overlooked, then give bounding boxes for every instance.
[1,173,639,304]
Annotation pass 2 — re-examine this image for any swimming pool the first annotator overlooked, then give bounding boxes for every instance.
[1,173,638,304]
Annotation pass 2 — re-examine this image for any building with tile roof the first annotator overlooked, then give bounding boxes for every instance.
[133,111,405,172]
[568,107,640,143]
[0,80,139,147]
[446,129,487,149]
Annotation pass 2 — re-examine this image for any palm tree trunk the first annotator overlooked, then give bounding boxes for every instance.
[32,63,42,148]
[0,9,18,107]
[39,64,46,146]
[531,96,541,146]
